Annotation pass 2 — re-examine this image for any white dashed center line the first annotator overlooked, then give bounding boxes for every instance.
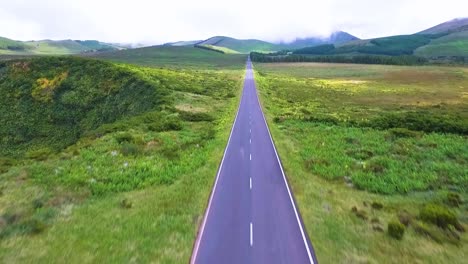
[250,222,253,246]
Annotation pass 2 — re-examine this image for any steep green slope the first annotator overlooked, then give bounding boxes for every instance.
[90,45,246,68]
[0,57,162,157]
[415,31,468,57]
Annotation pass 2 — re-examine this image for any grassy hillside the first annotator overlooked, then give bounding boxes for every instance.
[415,31,468,57]
[255,62,467,263]
[90,45,246,68]
[195,44,240,54]
[0,57,161,158]
[296,35,434,56]
[0,39,118,55]
[0,56,244,262]
[0,37,30,54]
[198,36,279,53]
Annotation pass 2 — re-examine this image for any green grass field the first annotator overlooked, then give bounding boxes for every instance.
[0,55,245,262]
[90,45,246,69]
[254,62,467,263]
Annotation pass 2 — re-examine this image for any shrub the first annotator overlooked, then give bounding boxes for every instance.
[179,111,214,122]
[120,199,132,209]
[121,143,141,156]
[398,210,412,227]
[413,221,443,243]
[371,201,383,210]
[388,220,405,240]
[25,148,53,160]
[22,218,46,235]
[386,128,422,139]
[32,198,45,209]
[446,192,462,207]
[115,133,134,144]
[419,204,459,229]
[351,206,368,220]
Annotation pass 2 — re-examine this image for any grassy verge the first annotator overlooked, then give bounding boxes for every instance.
[0,56,245,262]
[254,62,467,263]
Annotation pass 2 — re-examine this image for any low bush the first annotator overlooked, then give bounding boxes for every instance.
[121,143,141,156]
[398,210,412,227]
[120,198,133,209]
[115,132,134,144]
[179,111,214,122]
[25,148,53,161]
[386,128,422,139]
[446,192,462,207]
[388,220,405,240]
[419,204,460,230]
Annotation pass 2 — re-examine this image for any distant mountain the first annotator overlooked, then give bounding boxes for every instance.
[418,17,468,34]
[196,36,278,53]
[164,40,202,46]
[290,18,468,59]
[282,31,359,49]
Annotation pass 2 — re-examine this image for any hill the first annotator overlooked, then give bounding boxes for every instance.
[415,30,468,57]
[281,31,359,49]
[0,38,120,55]
[260,18,468,63]
[90,45,246,68]
[164,40,202,46]
[0,57,162,157]
[196,36,278,53]
[0,36,31,53]
[418,17,468,34]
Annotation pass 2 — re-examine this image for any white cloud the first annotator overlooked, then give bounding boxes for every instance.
[0,0,467,44]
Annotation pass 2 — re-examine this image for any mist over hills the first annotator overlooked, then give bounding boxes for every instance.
[1,17,467,57]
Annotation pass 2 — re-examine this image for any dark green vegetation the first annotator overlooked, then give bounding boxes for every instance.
[0,54,245,262]
[251,52,428,65]
[388,221,405,240]
[0,57,161,158]
[90,45,245,69]
[255,62,467,262]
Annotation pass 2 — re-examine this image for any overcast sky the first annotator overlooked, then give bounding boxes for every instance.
[1,0,467,44]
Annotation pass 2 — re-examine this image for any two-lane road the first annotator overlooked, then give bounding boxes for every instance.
[191,58,317,264]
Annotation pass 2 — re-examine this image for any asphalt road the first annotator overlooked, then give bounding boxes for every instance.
[191,58,317,264]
